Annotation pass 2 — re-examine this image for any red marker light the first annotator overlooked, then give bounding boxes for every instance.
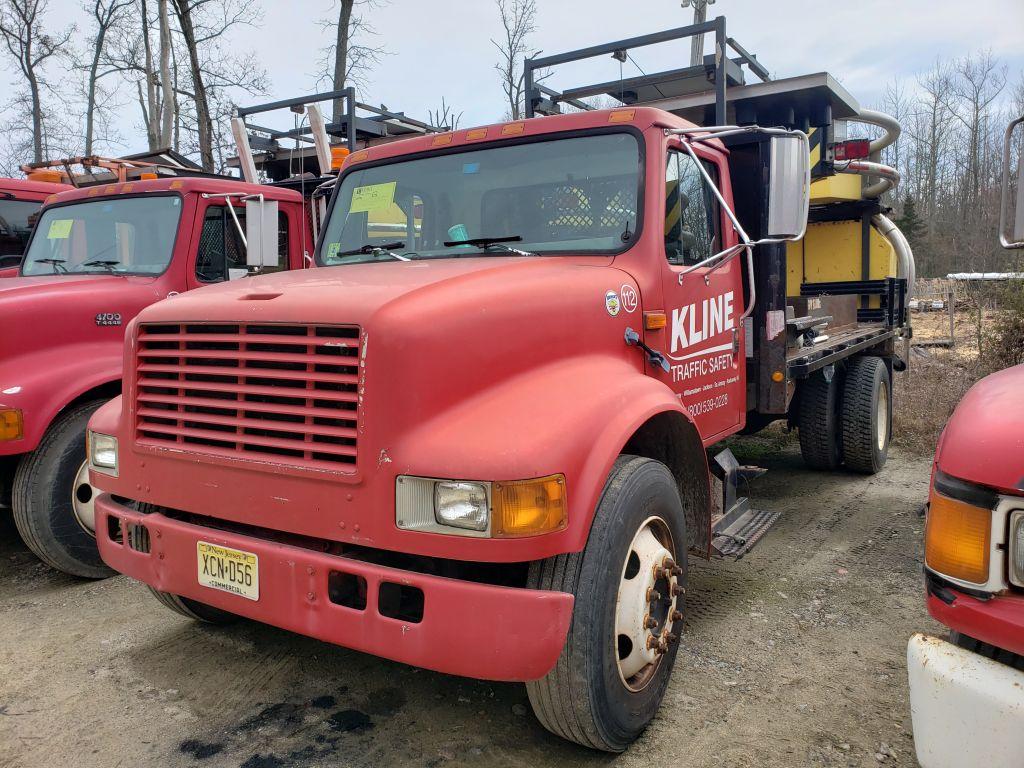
[832,139,871,161]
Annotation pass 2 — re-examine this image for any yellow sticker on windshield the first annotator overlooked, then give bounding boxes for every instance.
[47,219,73,239]
[350,182,396,213]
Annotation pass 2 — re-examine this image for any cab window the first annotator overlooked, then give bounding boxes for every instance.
[195,205,289,282]
[664,151,721,266]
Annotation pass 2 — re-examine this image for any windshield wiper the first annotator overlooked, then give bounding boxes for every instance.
[35,257,68,274]
[333,241,411,262]
[80,259,120,272]
[442,235,537,257]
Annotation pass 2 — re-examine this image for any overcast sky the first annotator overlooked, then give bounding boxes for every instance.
[5,0,1024,154]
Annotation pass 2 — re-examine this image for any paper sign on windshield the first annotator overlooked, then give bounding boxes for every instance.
[350,182,396,213]
[47,219,73,239]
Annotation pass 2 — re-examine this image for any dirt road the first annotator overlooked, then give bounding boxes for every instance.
[0,438,941,768]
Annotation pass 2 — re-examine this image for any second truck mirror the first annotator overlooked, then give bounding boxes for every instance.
[1002,116,1024,249]
[245,198,280,267]
[766,134,810,241]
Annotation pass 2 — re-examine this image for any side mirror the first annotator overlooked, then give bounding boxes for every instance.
[245,198,280,268]
[767,134,810,241]
[1001,115,1024,249]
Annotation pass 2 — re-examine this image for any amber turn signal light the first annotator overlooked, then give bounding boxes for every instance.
[0,408,24,441]
[492,474,567,538]
[925,487,991,584]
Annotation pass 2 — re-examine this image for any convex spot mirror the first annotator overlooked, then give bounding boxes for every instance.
[767,134,810,240]
[245,198,280,268]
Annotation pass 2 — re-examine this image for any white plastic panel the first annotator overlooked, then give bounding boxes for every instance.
[908,633,1024,768]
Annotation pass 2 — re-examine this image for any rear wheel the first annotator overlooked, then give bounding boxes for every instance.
[841,356,891,474]
[148,588,237,624]
[796,370,843,470]
[526,455,687,752]
[12,400,112,578]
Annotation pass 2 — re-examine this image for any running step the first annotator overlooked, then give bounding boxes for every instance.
[711,507,781,559]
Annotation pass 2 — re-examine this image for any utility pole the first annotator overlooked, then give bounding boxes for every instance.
[681,0,716,67]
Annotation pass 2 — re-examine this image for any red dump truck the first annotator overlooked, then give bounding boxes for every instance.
[0,175,312,577]
[88,20,914,751]
[907,115,1024,768]
[0,176,73,276]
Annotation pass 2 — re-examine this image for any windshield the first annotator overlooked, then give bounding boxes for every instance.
[0,198,42,264]
[318,132,641,265]
[21,195,182,276]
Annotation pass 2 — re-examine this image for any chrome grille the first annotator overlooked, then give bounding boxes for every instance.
[135,323,361,471]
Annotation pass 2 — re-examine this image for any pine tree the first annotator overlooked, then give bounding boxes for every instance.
[894,194,925,253]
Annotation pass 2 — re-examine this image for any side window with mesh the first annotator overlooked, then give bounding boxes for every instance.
[664,152,721,266]
[196,206,289,282]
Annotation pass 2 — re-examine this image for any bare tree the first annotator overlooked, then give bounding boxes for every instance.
[492,0,543,120]
[318,0,387,121]
[428,97,463,131]
[0,0,73,162]
[80,0,132,154]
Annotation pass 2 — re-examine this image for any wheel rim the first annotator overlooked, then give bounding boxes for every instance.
[72,460,98,536]
[614,516,681,692]
[876,381,889,451]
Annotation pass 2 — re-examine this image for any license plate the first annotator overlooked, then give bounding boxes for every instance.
[197,541,259,601]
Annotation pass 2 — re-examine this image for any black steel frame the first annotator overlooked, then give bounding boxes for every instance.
[237,89,439,153]
[523,16,769,124]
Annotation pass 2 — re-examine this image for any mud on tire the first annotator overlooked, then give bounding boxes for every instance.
[526,455,687,752]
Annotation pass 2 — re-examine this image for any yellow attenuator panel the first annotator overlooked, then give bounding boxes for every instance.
[786,173,898,303]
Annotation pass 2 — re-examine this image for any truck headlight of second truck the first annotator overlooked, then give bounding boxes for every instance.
[87,431,119,476]
[395,474,567,538]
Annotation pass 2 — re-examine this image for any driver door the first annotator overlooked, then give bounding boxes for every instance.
[656,146,745,441]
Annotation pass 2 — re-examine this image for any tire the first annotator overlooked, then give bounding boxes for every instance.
[841,356,891,474]
[796,370,843,470]
[12,399,113,578]
[147,587,237,624]
[526,455,688,752]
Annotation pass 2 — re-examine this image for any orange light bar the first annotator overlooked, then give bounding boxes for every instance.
[330,146,350,170]
[644,311,667,330]
[0,408,24,441]
[925,488,992,584]
[492,475,567,538]
[608,109,636,123]
[139,173,158,181]
[465,128,488,141]
[27,170,63,184]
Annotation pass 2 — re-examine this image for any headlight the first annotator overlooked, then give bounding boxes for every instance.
[434,481,489,531]
[88,431,118,476]
[1011,511,1024,588]
[925,473,993,585]
[396,474,566,538]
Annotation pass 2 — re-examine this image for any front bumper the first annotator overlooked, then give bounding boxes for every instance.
[907,633,1024,768]
[96,494,574,682]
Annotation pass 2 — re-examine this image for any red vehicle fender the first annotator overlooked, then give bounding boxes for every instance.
[0,341,121,454]
[392,353,710,556]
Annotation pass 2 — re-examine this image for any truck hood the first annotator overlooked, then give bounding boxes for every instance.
[937,364,1024,495]
[140,256,617,327]
[0,273,165,360]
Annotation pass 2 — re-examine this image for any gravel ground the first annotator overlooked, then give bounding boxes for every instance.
[0,437,943,768]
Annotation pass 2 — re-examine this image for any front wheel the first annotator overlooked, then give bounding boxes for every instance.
[148,587,237,624]
[12,400,113,578]
[526,455,687,752]
[841,356,891,474]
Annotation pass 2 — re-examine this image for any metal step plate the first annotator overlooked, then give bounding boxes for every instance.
[711,507,782,559]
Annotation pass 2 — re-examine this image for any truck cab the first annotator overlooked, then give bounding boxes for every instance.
[0,177,311,577]
[0,177,73,276]
[86,20,912,753]
[907,115,1024,768]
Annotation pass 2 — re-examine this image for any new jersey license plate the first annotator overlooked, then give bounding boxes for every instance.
[197,541,259,601]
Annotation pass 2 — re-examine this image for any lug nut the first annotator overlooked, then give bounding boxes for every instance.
[646,588,661,602]
[671,610,683,622]
[644,616,658,629]
[671,565,683,576]
[646,635,660,650]
[666,632,678,643]
[670,583,685,597]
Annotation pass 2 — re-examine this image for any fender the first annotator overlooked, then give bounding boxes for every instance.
[0,341,122,455]
[393,353,710,560]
